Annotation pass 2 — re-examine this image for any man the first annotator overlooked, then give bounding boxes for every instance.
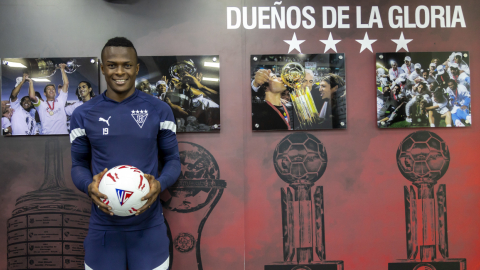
[65,81,96,116]
[389,60,404,81]
[402,56,414,75]
[405,82,432,123]
[156,78,168,101]
[137,78,153,95]
[302,69,315,90]
[29,63,69,134]
[376,68,388,88]
[408,63,423,81]
[446,79,471,127]
[9,73,37,135]
[426,89,452,127]
[70,37,180,270]
[434,65,451,88]
[448,63,470,89]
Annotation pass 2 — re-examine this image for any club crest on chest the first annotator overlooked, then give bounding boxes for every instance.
[131,110,148,128]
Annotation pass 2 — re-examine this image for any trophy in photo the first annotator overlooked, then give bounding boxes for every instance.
[282,63,321,129]
[265,133,343,270]
[3,58,80,80]
[161,142,226,270]
[389,131,466,270]
[7,138,91,270]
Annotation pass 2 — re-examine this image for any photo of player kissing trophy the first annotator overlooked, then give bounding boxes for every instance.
[1,57,99,136]
[136,56,220,133]
[251,54,346,131]
[265,133,343,270]
[376,52,470,128]
[389,131,466,270]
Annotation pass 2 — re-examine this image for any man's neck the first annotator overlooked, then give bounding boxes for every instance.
[105,87,136,102]
[82,95,91,102]
[265,91,281,106]
[47,97,55,102]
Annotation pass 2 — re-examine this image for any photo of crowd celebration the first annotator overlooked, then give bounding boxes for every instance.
[251,54,346,131]
[1,57,99,136]
[136,55,220,133]
[376,52,471,128]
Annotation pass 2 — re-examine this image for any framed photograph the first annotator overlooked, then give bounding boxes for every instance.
[136,55,220,133]
[1,57,99,136]
[376,52,471,128]
[250,54,346,131]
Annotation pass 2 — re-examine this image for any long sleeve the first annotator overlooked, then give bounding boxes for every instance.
[71,151,93,194]
[157,145,181,192]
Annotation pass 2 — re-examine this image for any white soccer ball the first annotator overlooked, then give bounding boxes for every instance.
[98,165,150,217]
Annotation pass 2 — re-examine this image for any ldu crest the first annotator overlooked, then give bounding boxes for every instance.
[131,110,148,128]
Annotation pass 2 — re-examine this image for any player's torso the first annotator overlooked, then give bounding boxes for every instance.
[39,99,68,134]
[11,109,35,135]
[83,97,160,173]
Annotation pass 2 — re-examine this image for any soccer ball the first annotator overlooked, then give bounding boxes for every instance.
[98,165,150,216]
[396,131,450,185]
[273,133,328,185]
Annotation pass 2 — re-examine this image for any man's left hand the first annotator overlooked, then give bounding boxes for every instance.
[135,174,161,216]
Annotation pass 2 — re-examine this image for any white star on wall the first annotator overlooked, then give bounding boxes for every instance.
[355,32,376,53]
[320,32,341,53]
[391,32,413,52]
[284,32,305,54]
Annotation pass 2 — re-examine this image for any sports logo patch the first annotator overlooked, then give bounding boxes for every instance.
[116,189,134,206]
[131,110,148,128]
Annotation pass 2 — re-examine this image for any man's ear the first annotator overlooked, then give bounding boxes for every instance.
[100,63,105,75]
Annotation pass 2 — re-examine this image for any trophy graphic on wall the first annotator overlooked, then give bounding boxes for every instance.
[3,58,81,79]
[161,142,226,270]
[389,131,466,270]
[7,138,91,270]
[265,133,343,270]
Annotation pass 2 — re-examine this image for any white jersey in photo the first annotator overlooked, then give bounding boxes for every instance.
[65,101,84,116]
[433,99,449,115]
[34,91,68,134]
[10,98,37,135]
[389,68,404,81]
[2,117,11,129]
[401,63,414,74]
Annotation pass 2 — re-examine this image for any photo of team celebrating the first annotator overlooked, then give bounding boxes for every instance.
[251,54,346,131]
[1,57,99,136]
[136,55,220,132]
[376,51,471,128]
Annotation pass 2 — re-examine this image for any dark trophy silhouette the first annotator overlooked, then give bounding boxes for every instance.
[265,133,343,270]
[389,131,466,270]
[161,142,226,270]
[7,138,91,270]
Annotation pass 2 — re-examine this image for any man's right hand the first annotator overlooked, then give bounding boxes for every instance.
[253,69,271,88]
[88,168,113,215]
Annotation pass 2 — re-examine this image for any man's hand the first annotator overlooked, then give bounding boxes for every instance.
[87,168,113,215]
[461,105,468,110]
[161,76,170,87]
[22,73,29,82]
[253,69,271,88]
[135,174,161,216]
[183,74,203,89]
[58,63,67,70]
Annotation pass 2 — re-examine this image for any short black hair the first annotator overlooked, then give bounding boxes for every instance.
[101,37,138,61]
[76,81,95,101]
[448,79,457,87]
[44,84,55,92]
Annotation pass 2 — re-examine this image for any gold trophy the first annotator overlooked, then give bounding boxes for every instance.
[281,63,320,129]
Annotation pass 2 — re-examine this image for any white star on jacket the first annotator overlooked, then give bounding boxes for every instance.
[355,32,377,53]
[392,32,413,52]
[284,32,305,54]
[320,32,341,53]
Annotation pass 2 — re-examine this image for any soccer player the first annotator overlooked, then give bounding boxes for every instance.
[9,73,37,135]
[446,79,471,127]
[389,60,404,81]
[29,63,70,134]
[70,37,180,270]
[426,89,452,127]
[402,56,415,75]
[65,81,96,116]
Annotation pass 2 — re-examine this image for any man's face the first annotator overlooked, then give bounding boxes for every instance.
[415,68,421,74]
[101,46,139,94]
[267,73,286,93]
[319,80,336,100]
[448,82,456,90]
[432,59,439,65]
[44,85,56,100]
[451,68,459,76]
[77,82,92,98]
[422,72,428,80]
[405,60,411,66]
[455,56,461,64]
[430,65,435,72]
[157,84,167,94]
[301,72,314,90]
[21,97,32,110]
[139,80,150,92]
[418,84,424,92]
[392,62,398,69]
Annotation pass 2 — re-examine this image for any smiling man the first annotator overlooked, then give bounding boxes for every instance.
[9,73,37,135]
[65,81,96,116]
[69,37,180,270]
[29,63,69,134]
